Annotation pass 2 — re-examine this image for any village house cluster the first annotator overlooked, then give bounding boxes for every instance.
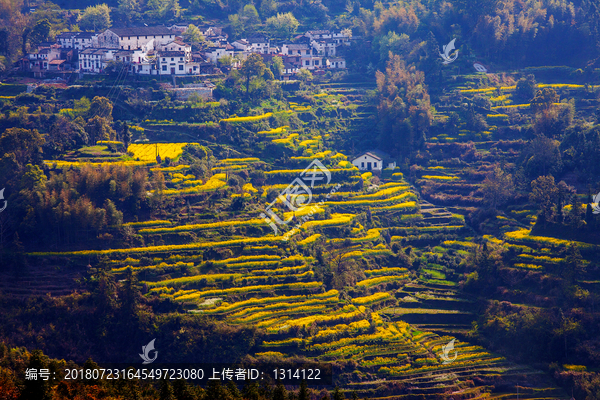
[20,25,350,79]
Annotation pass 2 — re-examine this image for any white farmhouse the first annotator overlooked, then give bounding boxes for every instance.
[281,43,311,56]
[327,58,346,69]
[352,150,396,172]
[97,26,175,50]
[352,152,383,172]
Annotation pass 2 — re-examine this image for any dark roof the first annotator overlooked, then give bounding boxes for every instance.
[108,26,173,37]
[57,32,78,39]
[248,36,268,43]
[76,32,98,39]
[306,30,331,35]
[160,51,185,57]
[49,59,65,64]
[284,44,310,50]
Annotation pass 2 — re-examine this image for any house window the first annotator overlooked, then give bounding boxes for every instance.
[180,57,183,61]
[361,162,364,168]
[84,62,87,67]
[179,65,183,70]
[145,36,147,39]
[162,65,167,71]
[305,60,309,66]
[171,58,174,61]
[162,58,166,61]
[315,60,319,65]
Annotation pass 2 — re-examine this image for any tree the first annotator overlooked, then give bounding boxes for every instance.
[567,192,583,229]
[266,12,299,37]
[260,0,277,18]
[0,127,45,175]
[526,134,561,178]
[122,123,132,148]
[296,68,313,83]
[270,56,284,79]
[376,54,431,155]
[88,96,113,120]
[240,53,266,96]
[182,24,204,46]
[332,386,344,400]
[79,4,112,31]
[273,381,288,400]
[298,380,310,400]
[482,166,514,209]
[85,116,116,143]
[240,4,261,27]
[515,74,537,101]
[530,175,559,222]
[531,88,559,113]
[29,19,51,47]
[117,0,141,24]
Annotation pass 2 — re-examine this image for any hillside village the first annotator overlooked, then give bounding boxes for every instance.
[20,24,350,80]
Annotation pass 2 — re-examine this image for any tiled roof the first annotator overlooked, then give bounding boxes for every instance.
[160,51,186,57]
[284,44,310,50]
[248,36,268,43]
[107,26,173,37]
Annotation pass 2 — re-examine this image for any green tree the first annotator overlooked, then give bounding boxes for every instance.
[85,116,116,143]
[332,386,344,400]
[531,88,559,113]
[88,96,113,120]
[79,4,112,31]
[260,0,277,18]
[159,379,176,400]
[74,96,91,116]
[122,123,132,148]
[515,74,537,101]
[567,193,583,228]
[270,56,284,79]
[298,380,310,400]
[482,166,514,209]
[29,19,51,47]
[296,68,313,83]
[117,0,141,24]
[0,127,45,174]
[266,12,299,37]
[182,24,204,46]
[273,381,287,400]
[526,134,561,177]
[240,4,261,27]
[530,175,559,222]
[240,53,266,96]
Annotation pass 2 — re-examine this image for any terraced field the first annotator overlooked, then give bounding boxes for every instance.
[19,78,594,398]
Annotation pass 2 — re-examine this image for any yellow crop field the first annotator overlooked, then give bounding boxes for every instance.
[128,143,197,162]
[220,112,273,123]
[297,234,322,246]
[352,292,393,305]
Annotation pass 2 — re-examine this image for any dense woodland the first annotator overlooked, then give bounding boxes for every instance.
[3,0,600,399]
